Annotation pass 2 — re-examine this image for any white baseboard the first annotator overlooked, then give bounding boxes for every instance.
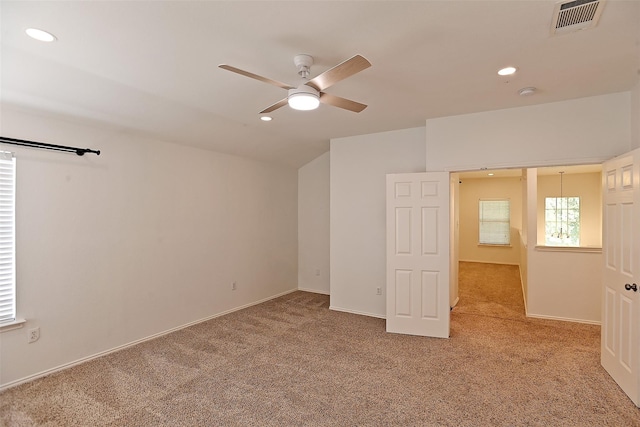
[297,287,330,295]
[459,259,519,266]
[451,296,460,309]
[0,288,298,391]
[329,305,386,319]
[526,313,600,326]
[518,265,528,315]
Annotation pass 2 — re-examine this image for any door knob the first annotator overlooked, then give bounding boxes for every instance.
[624,283,638,292]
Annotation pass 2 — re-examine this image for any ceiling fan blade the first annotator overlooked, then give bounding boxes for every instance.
[306,55,371,92]
[319,92,367,113]
[260,98,289,114]
[219,64,295,90]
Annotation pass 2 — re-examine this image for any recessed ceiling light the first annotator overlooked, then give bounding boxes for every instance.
[498,66,517,76]
[488,173,495,176]
[26,28,57,42]
[260,116,272,122]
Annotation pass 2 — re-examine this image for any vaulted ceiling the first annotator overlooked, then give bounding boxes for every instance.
[2,1,639,168]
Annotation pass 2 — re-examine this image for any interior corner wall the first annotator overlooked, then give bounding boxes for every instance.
[0,107,298,388]
[458,176,522,265]
[298,152,330,294]
[425,92,632,171]
[330,127,426,318]
[519,170,530,311]
[450,173,460,308]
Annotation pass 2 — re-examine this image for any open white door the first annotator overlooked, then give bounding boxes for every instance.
[386,172,450,338]
[601,148,640,406]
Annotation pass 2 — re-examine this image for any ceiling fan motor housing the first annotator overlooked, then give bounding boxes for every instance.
[294,54,314,76]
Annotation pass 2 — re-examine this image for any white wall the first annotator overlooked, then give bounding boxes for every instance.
[525,169,539,317]
[425,92,632,171]
[632,79,640,150]
[519,170,530,311]
[450,173,460,307]
[525,169,601,324]
[0,107,298,388]
[527,249,602,324]
[298,152,330,294]
[330,127,426,318]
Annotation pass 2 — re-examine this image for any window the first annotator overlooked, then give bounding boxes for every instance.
[545,197,580,246]
[478,199,510,245]
[0,152,15,324]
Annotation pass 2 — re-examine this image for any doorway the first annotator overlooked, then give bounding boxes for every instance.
[452,164,603,323]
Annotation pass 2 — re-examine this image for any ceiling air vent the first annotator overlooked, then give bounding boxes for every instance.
[551,0,606,34]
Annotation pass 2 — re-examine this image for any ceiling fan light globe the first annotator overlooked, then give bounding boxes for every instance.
[288,93,320,110]
[288,86,320,111]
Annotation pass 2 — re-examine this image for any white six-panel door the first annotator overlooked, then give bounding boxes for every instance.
[386,172,450,338]
[601,148,640,406]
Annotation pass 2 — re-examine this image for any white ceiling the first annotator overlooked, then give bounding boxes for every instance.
[2,1,639,168]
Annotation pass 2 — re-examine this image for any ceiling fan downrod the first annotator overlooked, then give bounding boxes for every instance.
[294,54,314,79]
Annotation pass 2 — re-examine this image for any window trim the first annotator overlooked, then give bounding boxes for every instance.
[544,196,581,247]
[0,318,25,333]
[535,245,601,253]
[0,151,16,326]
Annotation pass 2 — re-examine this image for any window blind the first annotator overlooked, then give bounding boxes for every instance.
[0,152,15,323]
[479,199,510,245]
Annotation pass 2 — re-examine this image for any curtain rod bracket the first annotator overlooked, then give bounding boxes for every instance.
[76,148,101,156]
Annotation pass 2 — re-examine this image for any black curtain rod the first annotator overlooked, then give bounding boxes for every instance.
[0,136,101,156]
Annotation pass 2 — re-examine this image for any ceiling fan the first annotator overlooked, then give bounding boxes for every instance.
[219,54,371,114]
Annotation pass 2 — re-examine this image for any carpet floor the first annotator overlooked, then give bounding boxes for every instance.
[1,261,639,426]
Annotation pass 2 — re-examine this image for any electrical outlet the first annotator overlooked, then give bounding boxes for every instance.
[376,287,382,295]
[232,281,237,291]
[315,269,320,276]
[28,327,40,343]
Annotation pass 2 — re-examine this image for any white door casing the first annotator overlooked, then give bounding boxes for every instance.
[386,172,450,338]
[601,148,640,406]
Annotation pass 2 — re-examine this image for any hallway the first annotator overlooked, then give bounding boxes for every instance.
[456,261,525,321]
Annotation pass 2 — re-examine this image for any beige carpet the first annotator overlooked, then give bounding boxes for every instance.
[2,262,639,426]
[456,261,526,321]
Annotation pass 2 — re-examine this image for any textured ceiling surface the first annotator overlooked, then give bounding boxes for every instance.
[2,1,639,168]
